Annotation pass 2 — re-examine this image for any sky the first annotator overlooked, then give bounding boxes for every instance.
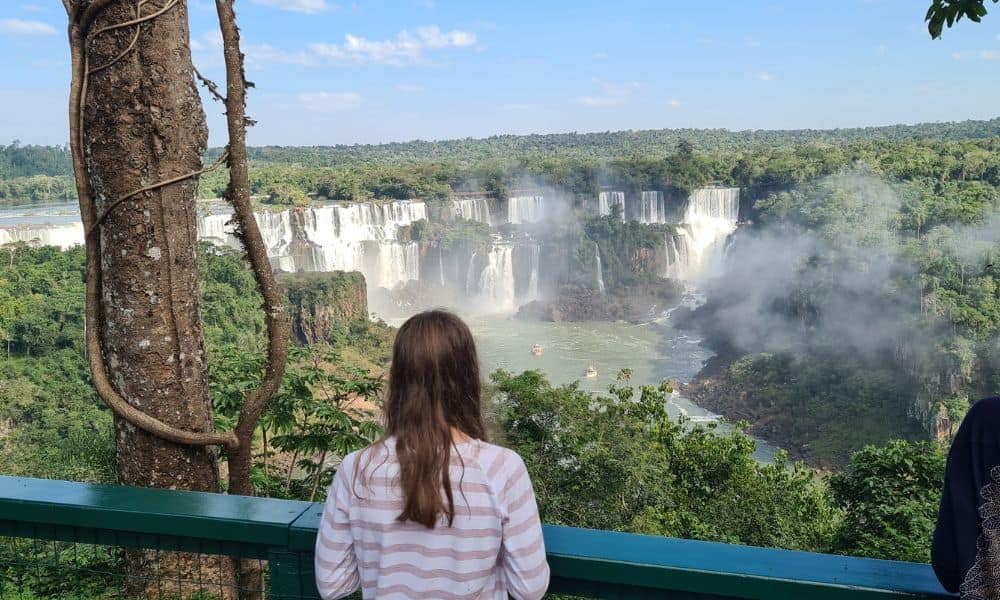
[1,0,999,146]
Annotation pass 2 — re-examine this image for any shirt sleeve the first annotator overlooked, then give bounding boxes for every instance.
[499,452,550,600]
[932,432,976,594]
[314,453,361,600]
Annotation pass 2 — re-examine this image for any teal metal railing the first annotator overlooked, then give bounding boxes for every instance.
[0,476,954,599]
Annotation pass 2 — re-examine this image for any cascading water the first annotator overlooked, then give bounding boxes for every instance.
[595,243,606,294]
[438,247,446,287]
[452,198,492,225]
[598,191,625,220]
[665,187,739,281]
[0,223,84,249]
[465,252,479,296]
[507,196,545,224]
[198,200,426,290]
[525,244,540,302]
[639,191,665,224]
[476,245,517,312]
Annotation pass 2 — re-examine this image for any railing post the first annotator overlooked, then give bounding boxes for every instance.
[271,502,325,600]
[268,547,320,600]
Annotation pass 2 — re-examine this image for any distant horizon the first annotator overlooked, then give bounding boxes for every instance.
[8,114,1000,151]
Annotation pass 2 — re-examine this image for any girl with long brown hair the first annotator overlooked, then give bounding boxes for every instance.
[315,310,549,599]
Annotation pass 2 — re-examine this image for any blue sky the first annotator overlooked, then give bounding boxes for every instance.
[1,0,999,146]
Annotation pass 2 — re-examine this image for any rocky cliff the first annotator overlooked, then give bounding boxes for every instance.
[279,271,368,345]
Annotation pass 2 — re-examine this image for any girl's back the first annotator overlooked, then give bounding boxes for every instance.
[314,306,548,599]
[316,437,548,599]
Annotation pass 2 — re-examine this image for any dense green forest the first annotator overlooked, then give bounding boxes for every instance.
[4,118,1000,592]
[0,240,947,582]
[4,116,1000,205]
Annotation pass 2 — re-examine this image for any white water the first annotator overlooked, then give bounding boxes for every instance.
[639,191,665,224]
[196,200,427,292]
[475,245,517,312]
[665,187,739,281]
[507,196,544,224]
[595,243,606,294]
[0,222,84,249]
[598,191,625,220]
[525,244,540,302]
[438,247,446,287]
[452,198,492,225]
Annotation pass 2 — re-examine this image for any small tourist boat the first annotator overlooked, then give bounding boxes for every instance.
[584,364,598,378]
[530,343,544,356]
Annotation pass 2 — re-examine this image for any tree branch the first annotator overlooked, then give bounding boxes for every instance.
[194,66,226,103]
[214,0,290,496]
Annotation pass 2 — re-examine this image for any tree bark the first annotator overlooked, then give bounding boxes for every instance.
[84,0,219,496]
[79,1,234,595]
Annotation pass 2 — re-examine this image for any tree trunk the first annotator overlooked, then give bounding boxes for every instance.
[85,0,218,499]
[81,1,233,596]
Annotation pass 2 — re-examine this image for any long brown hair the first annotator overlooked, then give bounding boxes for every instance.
[382,310,486,528]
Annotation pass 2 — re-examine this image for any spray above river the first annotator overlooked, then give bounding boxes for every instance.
[0,187,770,456]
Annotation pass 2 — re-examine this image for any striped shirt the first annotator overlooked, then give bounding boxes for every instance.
[314,438,550,600]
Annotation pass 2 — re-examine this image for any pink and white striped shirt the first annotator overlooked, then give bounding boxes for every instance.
[314,438,550,600]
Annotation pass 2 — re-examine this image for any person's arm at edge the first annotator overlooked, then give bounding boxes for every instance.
[314,453,361,600]
[499,451,550,600]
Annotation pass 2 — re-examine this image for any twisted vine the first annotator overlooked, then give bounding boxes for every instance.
[65,0,288,459]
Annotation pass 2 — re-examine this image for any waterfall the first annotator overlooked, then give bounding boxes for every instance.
[675,187,739,280]
[476,245,517,312]
[438,247,446,287]
[686,187,739,221]
[525,244,540,302]
[196,200,426,290]
[465,252,479,296]
[595,243,606,294]
[452,198,492,225]
[663,233,689,279]
[508,196,544,224]
[0,200,429,292]
[663,233,671,278]
[639,191,665,224]
[197,213,233,244]
[0,223,84,249]
[598,191,625,220]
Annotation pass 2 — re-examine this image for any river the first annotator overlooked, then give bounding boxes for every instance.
[1,199,779,461]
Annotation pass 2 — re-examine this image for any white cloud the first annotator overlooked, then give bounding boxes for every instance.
[578,78,639,107]
[951,49,1000,61]
[0,18,55,35]
[20,4,48,13]
[877,45,888,57]
[247,44,312,67]
[249,0,334,14]
[310,25,476,66]
[297,91,362,111]
[758,72,775,81]
[592,51,608,61]
[668,99,682,108]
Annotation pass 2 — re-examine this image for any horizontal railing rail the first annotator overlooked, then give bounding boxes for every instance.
[0,476,954,599]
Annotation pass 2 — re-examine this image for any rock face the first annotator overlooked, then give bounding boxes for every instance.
[517,280,683,323]
[280,271,368,345]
